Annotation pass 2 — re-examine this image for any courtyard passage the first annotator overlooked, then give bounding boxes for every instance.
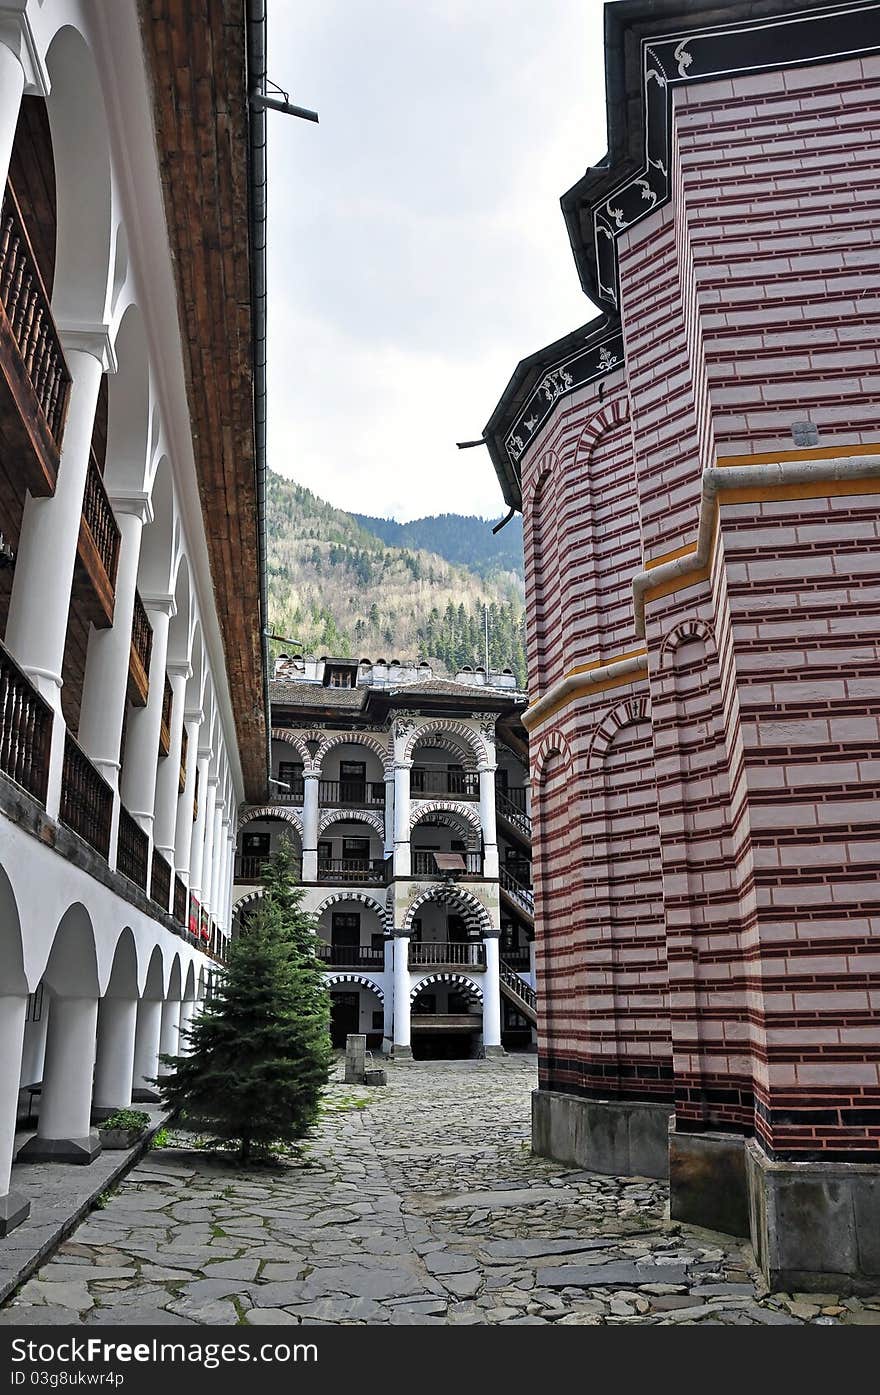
[3,1058,879,1326]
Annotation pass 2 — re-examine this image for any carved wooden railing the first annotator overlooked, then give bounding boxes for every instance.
[499,960,537,1022]
[411,768,479,799]
[151,847,172,910]
[317,778,384,807]
[178,724,188,794]
[173,874,188,927]
[316,856,390,885]
[408,941,486,968]
[82,448,121,591]
[0,180,71,450]
[411,850,483,878]
[315,943,385,968]
[0,640,52,804]
[60,733,112,859]
[496,786,531,837]
[499,866,534,916]
[117,804,148,891]
[129,589,152,704]
[159,674,172,756]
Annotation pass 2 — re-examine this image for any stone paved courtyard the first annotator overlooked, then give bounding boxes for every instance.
[3,1057,880,1326]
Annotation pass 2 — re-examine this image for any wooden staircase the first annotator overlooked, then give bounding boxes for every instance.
[499,959,537,1024]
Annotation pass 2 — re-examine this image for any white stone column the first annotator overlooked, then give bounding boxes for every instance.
[392,935,411,1057]
[153,662,190,886]
[18,996,100,1163]
[0,13,48,191]
[208,794,224,915]
[187,750,211,904]
[383,774,395,858]
[158,999,179,1074]
[482,935,503,1055]
[301,771,319,882]
[392,762,411,878]
[479,766,499,879]
[0,994,29,1233]
[92,996,137,1113]
[382,939,393,1052]
[178,998,197,1056]
[5,334,113,818]
[174,713,203,885]
[120,595,173,836]
[132,998,162,1102]
[219,821,234,929]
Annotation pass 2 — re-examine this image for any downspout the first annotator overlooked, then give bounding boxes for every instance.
[245,0,272,796]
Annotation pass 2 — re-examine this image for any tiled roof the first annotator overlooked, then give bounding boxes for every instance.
[269,682,365,708]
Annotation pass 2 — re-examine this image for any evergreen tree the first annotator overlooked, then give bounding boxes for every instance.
[156,843,332,1162]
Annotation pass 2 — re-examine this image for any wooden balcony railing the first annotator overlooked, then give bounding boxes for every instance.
[0,640,52,804]
[178,725,188,794]
[411,850,483,878]
[496,786,531,837]
[317,779,385,808]
[128,590,152,707]
[317,857,390,885]
[499,866,534,916]
[0,181,71,481]
[60,733,112,859]
[117,804,148,891]
[234,852,303,883]
[173,873,188,927]
[75,448,121,632]
[151,847,172,910]
[159,674,172,756]
[408,941,487,969]
[316,943,385,969]
[411,768,479,799]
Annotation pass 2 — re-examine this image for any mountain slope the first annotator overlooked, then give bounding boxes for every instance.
[350,511,524,584]
[267,473,527,683]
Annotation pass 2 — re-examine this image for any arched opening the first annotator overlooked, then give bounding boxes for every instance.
[317,812,386,885]
[316,895,385,970]
[316,736,387,810]
[327,977,384,1050]
[138,454,175,597]
[405,886,490,965]
[409,728,480,799]
[235,816,301,885]
[410,806,482,878]
[410,974,483,1061]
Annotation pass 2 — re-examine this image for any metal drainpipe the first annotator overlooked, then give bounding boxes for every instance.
[245,0,272,794]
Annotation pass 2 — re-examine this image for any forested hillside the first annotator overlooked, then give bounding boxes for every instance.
[350,511,524,583]
[267,473,527,684]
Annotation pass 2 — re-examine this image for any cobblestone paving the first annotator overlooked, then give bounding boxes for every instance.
[4,1057,880,1326]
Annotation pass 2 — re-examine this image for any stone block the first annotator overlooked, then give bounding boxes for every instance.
[16,1131,102,1166]
[344,1034,366,1084]
[746,1138,880,1295]
[668,1123,750,1237]
[531,1088,672,1180]
[0,1191,30,1237]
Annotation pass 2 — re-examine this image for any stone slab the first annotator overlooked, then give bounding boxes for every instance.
[669,1126,750,1238]
[532,1089,673,1180]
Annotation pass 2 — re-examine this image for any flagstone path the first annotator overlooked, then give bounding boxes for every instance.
[3,1057,879,1326]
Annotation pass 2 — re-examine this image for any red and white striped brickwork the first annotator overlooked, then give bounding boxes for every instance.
[524,55,880,1160]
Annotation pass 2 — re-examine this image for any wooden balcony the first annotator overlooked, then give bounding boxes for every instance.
[0,180,71,510]
[317,856,390,885]
[73,449,121,630]
[60,732,112,859]
[159,674,172,756]
[127,590,152,707]
[317,778,384,808]
[151,846,172,910]
[178,724,187,794]
[117,804,148,892]
[411,850,483,879]
[0,638,52,805]
[173,873,189,927]
[316,943,385,969]
[408,941,486,970]
[411,768,479,799]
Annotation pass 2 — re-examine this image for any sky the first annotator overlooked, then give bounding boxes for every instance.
[266,0,609,523]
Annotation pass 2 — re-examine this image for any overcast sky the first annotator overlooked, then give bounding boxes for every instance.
[266,0,608,522]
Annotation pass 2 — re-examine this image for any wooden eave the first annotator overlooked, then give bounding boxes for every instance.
[138,0,266,801]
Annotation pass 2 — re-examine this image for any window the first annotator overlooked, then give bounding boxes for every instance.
[342,837,370,860]
[372,1010,384,1030]
[242,832,270,857]
[278,760,303,791]
[371,933,385,951]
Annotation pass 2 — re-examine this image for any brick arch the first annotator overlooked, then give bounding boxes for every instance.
[409,800,482,833]
[314,890,390,930]
[404,720,487,770]
[659,617,717,665]
[521,447,559,513]
[522,450,560,694]
[410,972,483,1004]
[532,729,573,783]
[271,728,316,768]
[318,808,386,838]
[232,887,264,917]
[326,973,385,1003]
[237,806,303,837]
[402,884,493,936]
[589,696,651,768]
[316,730,392,777]
[574,395,630,464]
[410,807,481,854]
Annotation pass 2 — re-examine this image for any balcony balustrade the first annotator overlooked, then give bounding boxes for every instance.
[496,786,531,837]
[315,942,385,969]
[75,448,121,627]
[317,778,385,808]
[411,850,483,878]
[151,846,172,910]
[317,856,390,885]
[173,873,189,927]
[499,866,534,916]
[0,180,71,495]
[408,941,486,969]
[178,724,187,794]
[117,804,148,891]
[60,732,112,859]
[0,639,52,804]
[411,767,478,799]
[159,674,172,756]
[128,590,152,707]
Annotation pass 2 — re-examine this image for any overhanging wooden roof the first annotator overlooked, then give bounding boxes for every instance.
[139,0,267,801]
